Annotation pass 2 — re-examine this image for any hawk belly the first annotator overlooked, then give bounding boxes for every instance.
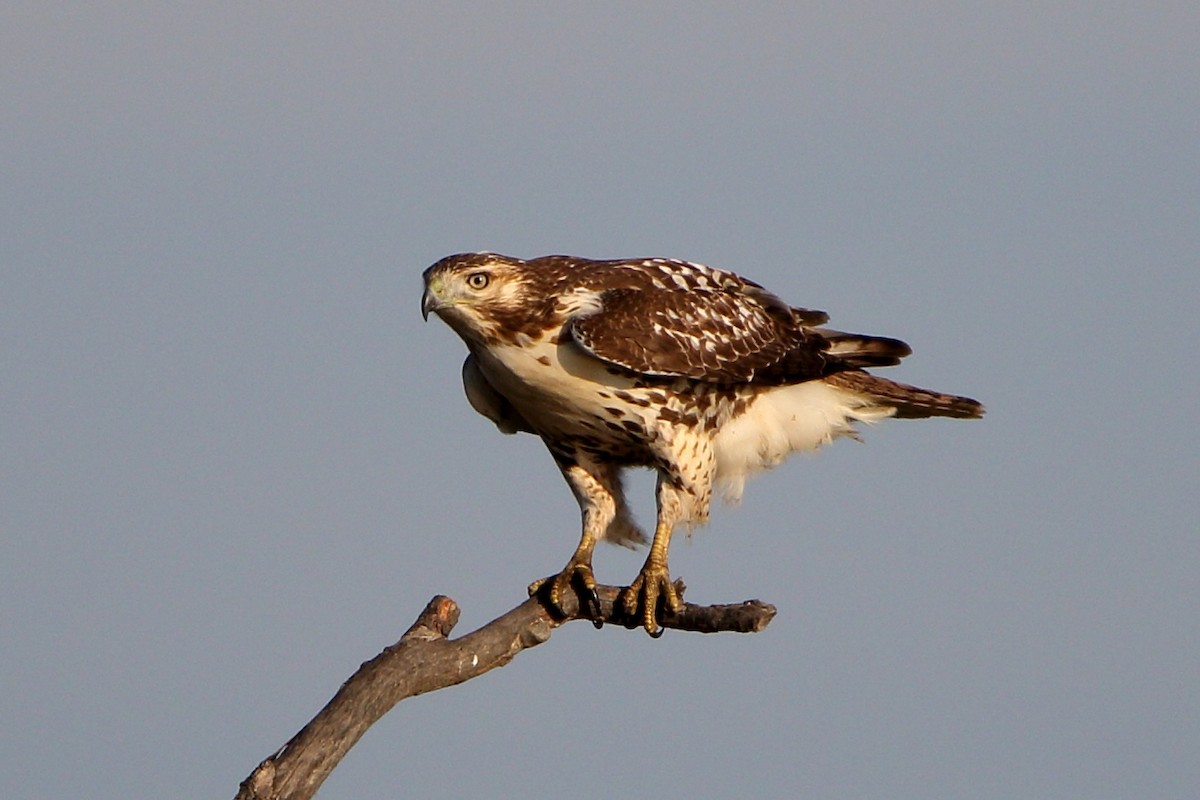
[469,333,735,520]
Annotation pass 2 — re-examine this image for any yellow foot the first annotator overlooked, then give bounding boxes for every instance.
[622,563,683,637]
[528,558,602,624]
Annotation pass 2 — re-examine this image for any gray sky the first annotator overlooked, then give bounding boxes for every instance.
[4,3,1197,799]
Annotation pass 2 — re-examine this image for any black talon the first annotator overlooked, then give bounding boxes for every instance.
[585,586,603,626]
[648,626,665,639]
[572,575,601,617]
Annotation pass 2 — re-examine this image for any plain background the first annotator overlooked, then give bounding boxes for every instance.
[4,4,1197,799]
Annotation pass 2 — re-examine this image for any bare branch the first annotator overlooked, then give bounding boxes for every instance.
[236,582,775,800]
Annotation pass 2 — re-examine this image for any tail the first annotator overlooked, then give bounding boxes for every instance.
[824,370,985,419]
[818,330,983,418]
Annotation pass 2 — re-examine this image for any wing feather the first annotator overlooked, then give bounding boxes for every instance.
[565,282,830,384]
[462,354,533,434]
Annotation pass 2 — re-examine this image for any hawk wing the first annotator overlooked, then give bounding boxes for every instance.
[565,283,832,384]
[462,354,533,434]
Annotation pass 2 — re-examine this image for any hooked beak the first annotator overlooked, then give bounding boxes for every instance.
[420,287,439,321]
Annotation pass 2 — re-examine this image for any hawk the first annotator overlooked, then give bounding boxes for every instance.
[421,253,983,635]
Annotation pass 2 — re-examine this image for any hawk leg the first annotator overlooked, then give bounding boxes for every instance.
[622,520,682,637]
[529,458,623,626]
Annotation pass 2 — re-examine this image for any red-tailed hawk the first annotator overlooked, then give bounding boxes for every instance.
[421,253,983,635]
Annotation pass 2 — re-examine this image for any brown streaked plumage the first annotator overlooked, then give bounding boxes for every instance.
[421,253,983,635]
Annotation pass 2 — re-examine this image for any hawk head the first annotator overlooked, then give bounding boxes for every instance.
[421,253,541,344]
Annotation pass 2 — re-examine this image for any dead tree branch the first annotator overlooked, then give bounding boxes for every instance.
[236,580,775,800]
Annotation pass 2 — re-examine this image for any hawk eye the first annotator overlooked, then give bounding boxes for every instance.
[466,272,491,290]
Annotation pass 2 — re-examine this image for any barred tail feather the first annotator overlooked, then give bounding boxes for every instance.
[825,371,985,420]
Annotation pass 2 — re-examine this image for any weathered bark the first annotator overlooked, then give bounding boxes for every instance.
[236,580,775,800]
